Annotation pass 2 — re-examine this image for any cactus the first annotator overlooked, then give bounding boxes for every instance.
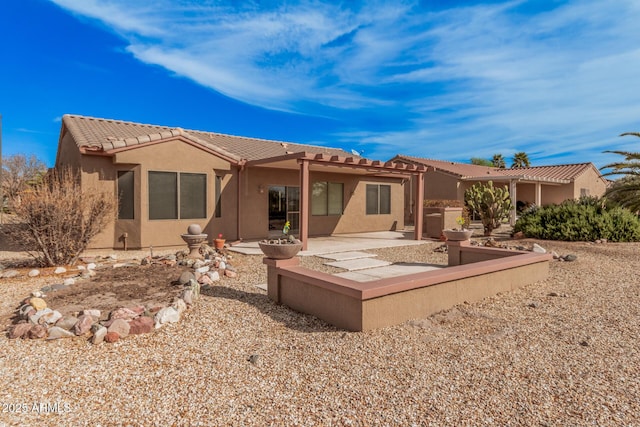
[465,181,513,236]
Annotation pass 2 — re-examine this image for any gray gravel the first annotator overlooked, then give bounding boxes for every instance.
[0,239,639,426]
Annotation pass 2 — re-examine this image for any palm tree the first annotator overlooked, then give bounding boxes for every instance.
[511,152,531,168]
[492,154,506,168]
[601,132,640,212]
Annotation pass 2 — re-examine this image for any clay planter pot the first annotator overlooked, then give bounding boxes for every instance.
[214,238,226,250]
[443,229,473,241]
[258,240,303,259]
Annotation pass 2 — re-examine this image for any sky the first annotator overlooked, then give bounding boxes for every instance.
[1,0,639,170]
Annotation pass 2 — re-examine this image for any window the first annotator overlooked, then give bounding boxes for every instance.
[312,182,343,215]
[180,173,206,219]
[215,175,222,218]
[117,170,134,220]
[149,172,177,220]
[366,184,391,215]
[149,171,206,220]
[580,188,590,197]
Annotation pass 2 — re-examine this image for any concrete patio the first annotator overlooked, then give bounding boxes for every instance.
[229,230,429,257]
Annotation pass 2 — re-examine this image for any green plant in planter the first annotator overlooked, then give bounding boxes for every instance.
[465,181,513,236]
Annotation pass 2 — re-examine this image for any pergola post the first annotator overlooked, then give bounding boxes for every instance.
[509,180,517,226]
[414,172,424,240]
[299,159,310,250]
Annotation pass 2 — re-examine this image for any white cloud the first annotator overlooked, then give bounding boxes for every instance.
[49,0,640,168]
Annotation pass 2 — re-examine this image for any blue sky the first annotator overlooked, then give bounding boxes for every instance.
[1,0,639,169]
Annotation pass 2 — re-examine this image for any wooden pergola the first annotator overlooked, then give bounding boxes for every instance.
[244,152,428,249]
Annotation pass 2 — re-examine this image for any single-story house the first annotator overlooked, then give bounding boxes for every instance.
[55,115,426,249]
[390,155,608,225]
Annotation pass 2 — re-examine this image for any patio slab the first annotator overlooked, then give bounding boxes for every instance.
[315,251,377,261]
[324,258,392,271]
[228,230,428,257]
[333,263,444,282]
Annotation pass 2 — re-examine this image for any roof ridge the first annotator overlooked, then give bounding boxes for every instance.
[187,128,344,152]
[63,114,174,131]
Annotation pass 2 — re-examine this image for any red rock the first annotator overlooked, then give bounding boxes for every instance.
[73,314,94,336]
[104,331,120,343]
[127,305,146,316]
[128,316,154,335]
[161,259,177,267]
[512,231,525,239]
[107,318,130,338]
[224,269,237,278]
[110,307,139,321]
[28,324,47,339]
[8,323,32,339]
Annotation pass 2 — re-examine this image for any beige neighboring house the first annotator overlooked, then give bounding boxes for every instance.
[390,155,608,225]
[54,115,426,249]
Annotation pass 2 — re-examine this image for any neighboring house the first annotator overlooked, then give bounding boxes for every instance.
[55,115,425,249]
[391,155,608,225]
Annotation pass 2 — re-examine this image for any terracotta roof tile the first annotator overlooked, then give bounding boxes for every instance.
[63,114,352,162]
[393,154,601,182]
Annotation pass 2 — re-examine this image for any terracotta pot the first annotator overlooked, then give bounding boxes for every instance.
[258,240,303,259]
[443,229,473,241]
[214,238,226,250]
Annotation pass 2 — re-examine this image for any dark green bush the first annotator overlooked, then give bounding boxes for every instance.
[514,198,640,242]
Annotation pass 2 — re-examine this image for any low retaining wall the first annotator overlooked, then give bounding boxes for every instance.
[264,243,551,331]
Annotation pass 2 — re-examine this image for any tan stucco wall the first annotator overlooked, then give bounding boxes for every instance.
[424,171,459,200]
[68,137,406,248]
[573,167,607,199]
[54,132,83,170]
[242,167,405,240]
[266,249,551,331]
[72,138,237,249]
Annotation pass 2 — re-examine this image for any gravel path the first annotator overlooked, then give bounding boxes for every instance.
[0,239,639,426]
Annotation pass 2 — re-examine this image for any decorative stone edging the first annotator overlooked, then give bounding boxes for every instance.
[5,245,236,344]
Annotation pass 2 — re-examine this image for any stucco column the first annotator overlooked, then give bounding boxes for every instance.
[237,166,243,241]
[414,172,424,240]
[509,180,517,226]
[299,159,310,250]
[446,239,471,266]
[263,257,300,303]
[535,182,542,206]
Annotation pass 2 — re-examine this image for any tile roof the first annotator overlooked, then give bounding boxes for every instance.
[393,155,601,182]
[62,115,353,162]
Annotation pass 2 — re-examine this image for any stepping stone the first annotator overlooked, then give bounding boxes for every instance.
[333,264,443,282]
[316,251,377,261]
[324,258,391,271]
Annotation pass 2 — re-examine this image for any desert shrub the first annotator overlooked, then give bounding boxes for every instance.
[513,198,640,242]
[5,167,116,266]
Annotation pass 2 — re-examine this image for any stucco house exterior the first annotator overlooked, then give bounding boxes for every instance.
[391,155,608,225]
[55,115,426,249]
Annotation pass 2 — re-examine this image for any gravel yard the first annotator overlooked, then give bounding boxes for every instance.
[0,239,639,426]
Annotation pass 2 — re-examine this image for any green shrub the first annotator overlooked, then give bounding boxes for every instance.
[514,198,640,242]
